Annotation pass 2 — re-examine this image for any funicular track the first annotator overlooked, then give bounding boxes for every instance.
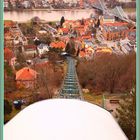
[59,57,83,100]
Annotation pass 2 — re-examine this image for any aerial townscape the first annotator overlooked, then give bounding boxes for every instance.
[4,0,136,139]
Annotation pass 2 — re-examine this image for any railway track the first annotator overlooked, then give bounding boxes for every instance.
[59,57,83,100]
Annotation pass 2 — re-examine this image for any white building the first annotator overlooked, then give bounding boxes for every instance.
[37,43,49,57]
[4,1,9,8]
[13,36,28,46]
[102,14,115,23]
[63,0,78,4]
[22,1,31,8]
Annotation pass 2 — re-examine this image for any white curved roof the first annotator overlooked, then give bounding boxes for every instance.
[4,99,128,140]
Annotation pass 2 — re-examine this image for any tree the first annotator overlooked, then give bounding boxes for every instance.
[4,62,16,93]
[4,99,12,115]
[95,19,100,28]
[60,16,65,27]
[35,62,63,99]
[38,33,53,45]
[15,53,26,70]
[47,50,64,71]
[80,19,85,25]
[65,37,76,56]
[77,53,136,93]
[37,68,52,99]
[116,88,136,140]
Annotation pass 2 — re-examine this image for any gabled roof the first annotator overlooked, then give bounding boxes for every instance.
[16,67,37,81]
[82,35,91,40]
[50,41,66,49]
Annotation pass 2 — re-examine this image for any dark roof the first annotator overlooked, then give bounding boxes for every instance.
[103,14,114,19]
[37,44,49,49]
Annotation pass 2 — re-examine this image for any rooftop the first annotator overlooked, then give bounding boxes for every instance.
[16,67,37,81]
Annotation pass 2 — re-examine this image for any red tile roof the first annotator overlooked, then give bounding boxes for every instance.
[82,35,91,40]
[16,67,37,81]
[4,20,15,28]
[79,51,86,57]
[59,28,69,33]
[50,41,66,49]
[4,47,14,61]
[103,22,128,26]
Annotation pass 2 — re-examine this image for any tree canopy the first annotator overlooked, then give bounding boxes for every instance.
[116,88,136,140]
[77,52,136,93]
[60,16,65,27]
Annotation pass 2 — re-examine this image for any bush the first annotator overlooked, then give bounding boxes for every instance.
[4,99,12,115]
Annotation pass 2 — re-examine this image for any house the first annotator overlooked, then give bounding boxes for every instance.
[74,26,85,36]
[37,43,49,57]
[24,45,37,57]
[82,35,92,40]
[4,47,16,68]
[85,46,94,59]
[120,38,135,54]
[127,29,136,41]
[50,41,66,50]
[10,28,21,37]
[63,0,77,4]
[11,1,16,8]
[128,41,136,52]
[95,47,112,55]
[42,0,50,8]
[21,0,31,8]
[4,31,14,44]
[4,1,9,8]
[4,20,15,28]
[16,67,38,89]
[58,28,69,35]
[78,0,84,8]
[38,30,47,34]
[78,40,94,59]
[63,20,74,28]
[79,46,94,59]
[102,22,129,41]
[13,35,28,46]
[101,14,115,24]
[84,40,94,48]
[117,0,132,2]
[79,51,86,58]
